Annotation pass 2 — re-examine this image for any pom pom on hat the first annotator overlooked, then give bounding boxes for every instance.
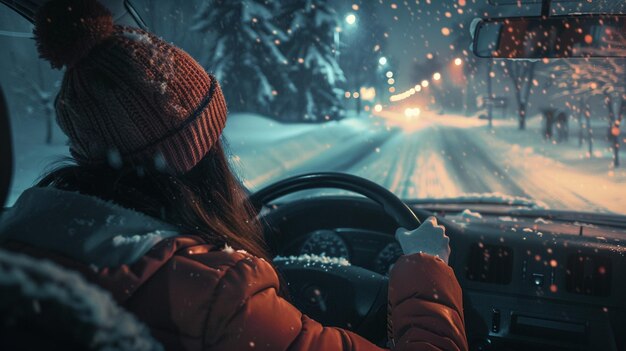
[34,0,114,69]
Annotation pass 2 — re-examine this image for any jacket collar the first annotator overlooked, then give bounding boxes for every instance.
[0,187,179,268]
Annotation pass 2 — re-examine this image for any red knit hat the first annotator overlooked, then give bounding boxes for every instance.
[34,0,227,174]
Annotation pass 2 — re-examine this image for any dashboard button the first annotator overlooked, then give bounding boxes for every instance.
[531,273,544,287]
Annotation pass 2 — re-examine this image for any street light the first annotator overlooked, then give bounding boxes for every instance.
[433,72,441,81]
[421,80,429,88]
[454,57,463,66]
[379,57,388,66]
[336,13,357,58]
[345,13,357,25]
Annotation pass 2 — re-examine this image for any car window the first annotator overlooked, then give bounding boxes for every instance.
[0,4,31,35]
[1,4,67,205]
[3,0,626,215]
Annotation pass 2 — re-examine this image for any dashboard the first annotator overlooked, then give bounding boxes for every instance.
[441,211,626,351]
[290,229,402,275]
[263,196,626,351]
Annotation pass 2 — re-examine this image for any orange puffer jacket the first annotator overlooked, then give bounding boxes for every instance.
[7,235,468,351]
[1,188,467,351]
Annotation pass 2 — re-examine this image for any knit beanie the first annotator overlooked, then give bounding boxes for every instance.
[33,0,227,174]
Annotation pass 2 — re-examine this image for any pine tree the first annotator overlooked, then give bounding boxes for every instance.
[192,0,293,115]
[274,0,345,122]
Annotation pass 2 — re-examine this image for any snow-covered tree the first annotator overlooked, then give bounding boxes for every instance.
[192,0,292,115]
[503,60,538,130]
[550,57,625,166]
[541,62,590,149]
[274,0,345,122]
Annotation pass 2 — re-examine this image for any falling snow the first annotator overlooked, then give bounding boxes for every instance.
[3,1,626,216]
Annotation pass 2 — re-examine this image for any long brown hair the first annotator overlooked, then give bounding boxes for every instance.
[37,140,271,262]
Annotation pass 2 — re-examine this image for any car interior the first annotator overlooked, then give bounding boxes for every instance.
[0,0,625,350]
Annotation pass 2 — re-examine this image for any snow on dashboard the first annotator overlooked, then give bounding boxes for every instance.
[460,209,483,220]
[452,192,549,209]
[274,254,351,267]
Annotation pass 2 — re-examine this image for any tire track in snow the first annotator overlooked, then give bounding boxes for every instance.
[384,133,415,194]
[325,129,401,172]
[393,128,447,198]
[330,131,407,191]
[405,126,464,199]
[342,121,529,199]
[344,126,463,199]
[237,120,400,190]
[438,127,529,197]
[358,133,409,194]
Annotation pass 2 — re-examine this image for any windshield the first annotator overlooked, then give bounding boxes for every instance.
[2,0,626,215]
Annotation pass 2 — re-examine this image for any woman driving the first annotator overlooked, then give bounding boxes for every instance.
[0,0,467,350]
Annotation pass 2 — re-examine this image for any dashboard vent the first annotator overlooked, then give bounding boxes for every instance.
[466,243,513,284]
[566,254,612,296]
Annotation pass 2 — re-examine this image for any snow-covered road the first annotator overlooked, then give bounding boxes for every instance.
[347,123,529,199]
[7,111,625,215]
[229,112,626,215]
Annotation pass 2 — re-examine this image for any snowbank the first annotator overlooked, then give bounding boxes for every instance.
[471,115,626,214]
[460,209,483,220]
[224,113,394,190]
[223,113,318,143]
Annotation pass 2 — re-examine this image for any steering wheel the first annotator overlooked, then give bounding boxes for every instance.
[250,172,422,344]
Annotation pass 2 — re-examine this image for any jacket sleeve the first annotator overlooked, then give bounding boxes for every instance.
[204,252,466,351]
[202,252,384,351]
[388,253,468,351]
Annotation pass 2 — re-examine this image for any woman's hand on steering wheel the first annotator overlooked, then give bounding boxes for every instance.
[395,216,451,264]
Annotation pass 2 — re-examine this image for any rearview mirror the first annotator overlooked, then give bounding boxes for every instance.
[473,15,626,58]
